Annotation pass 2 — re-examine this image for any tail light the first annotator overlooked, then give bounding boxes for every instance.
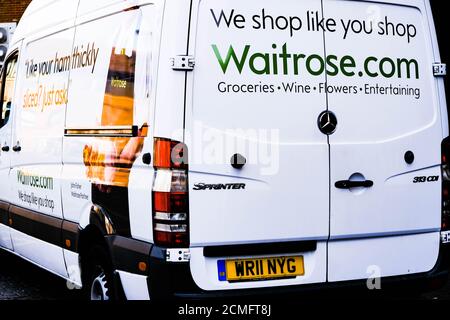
[441,137,450,232]
[152,138,189,247]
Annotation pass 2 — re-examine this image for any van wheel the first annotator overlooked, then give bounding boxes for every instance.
[83,244,117,301]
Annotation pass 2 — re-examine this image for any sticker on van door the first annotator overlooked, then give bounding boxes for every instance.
[193,183,246,191]
[208,7,422,100]
[80,10,148,236]
[413,176,439,183]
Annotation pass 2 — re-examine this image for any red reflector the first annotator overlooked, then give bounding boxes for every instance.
[154,139,172,169]
[154,138,188,170]
[153,192,188,213]
[154,230,189,247]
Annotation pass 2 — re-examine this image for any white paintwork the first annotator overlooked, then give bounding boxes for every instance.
[64,249,83,288]
[60,165,93,225]
[12,0,79,46]
[0,117,13,206]
[0,44,20,251]
[186,0,330,248]
[324,0,443,279]
[10,228,68,278]
[117,270,150,300]
[9,23,74,276]
[153,0,191,141]
[328,232,440,282]
[128,166,155,243]
[0,224,12,250]
[0,0,447,299]
[0,55,15,206]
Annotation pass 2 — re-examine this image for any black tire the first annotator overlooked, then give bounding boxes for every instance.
[82,244,117,301]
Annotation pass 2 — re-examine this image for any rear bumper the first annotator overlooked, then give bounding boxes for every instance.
[147,244,450,300]
[107,236,450,300]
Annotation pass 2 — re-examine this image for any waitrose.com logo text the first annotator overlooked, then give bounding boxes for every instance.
[212,43,419,80]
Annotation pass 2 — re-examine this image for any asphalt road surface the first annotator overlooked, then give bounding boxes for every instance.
[1,249,450,301]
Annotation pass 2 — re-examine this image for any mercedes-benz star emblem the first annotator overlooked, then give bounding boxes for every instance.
[318,111,338,135]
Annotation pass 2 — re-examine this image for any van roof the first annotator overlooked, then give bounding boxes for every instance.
[11,0,74,46]
[22,0,58,16]
[10,0,143,48]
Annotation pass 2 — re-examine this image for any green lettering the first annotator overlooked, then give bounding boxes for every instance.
[249,53,271,75]
[306,54,325,76]
[397,58,419,79]
[364,56,379,78]
[212,44,250,74]
[326,55,339,76]
[380,57,396,78]
[340,55,356,77]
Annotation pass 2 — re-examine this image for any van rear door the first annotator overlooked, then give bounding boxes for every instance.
[186,0,329,290]
[323,0,443,281]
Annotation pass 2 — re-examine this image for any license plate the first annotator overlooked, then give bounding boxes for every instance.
[218,256,304,282]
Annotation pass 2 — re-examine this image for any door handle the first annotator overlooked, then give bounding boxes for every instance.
[1,146,9,152]
[335,180,374,189]
[12,144,21,152]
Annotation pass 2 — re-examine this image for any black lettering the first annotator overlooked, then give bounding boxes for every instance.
[235,261,245,277]
[287,258,297,273]
[210,9,235,28]
[261,9,274,31]
[268,259,277,274]
[245,261,256,276]
[277,258,286,272]
[193,183,206,191]
[252,14,262,30]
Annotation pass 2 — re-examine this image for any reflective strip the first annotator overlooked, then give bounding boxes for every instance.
[64,126,138,137]
[154,223,187,233]
[154,212,187,222]
[152,169,173,192]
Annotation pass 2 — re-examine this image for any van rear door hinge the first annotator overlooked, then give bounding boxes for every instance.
[442,231,450,244]
[171,55,195,71]
[433,63,447,77]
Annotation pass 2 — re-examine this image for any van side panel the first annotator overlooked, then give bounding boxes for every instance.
[9,26,75,278]
[63,4,159,243]
[0,205,12,250]
[122,2,164,244]
[153,0,192,141]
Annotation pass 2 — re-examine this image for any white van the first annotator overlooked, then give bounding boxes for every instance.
[0,0,448,300]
